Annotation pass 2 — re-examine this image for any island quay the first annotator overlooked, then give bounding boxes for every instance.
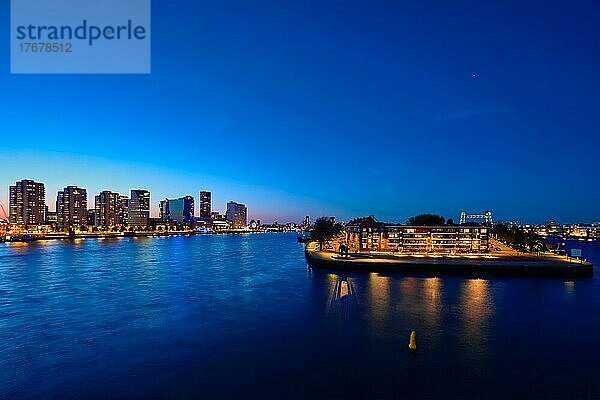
[305,245,593,278]
[305,216,593,278]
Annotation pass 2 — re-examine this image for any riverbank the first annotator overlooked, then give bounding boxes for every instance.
[305,243,593,278]
[1,229,279,243]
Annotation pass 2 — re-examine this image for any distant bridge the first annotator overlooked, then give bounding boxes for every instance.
[0,203,8,222]
[460,210,493,225]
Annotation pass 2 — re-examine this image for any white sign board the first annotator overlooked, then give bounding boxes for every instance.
[571,249,582,258]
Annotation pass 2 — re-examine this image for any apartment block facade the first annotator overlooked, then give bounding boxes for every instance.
[346,216,489,254]
[128,190,150,227]
[56,186,88,228]
[9,179,46,226]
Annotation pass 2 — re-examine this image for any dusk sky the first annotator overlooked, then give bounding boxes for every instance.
[1,0,598,224]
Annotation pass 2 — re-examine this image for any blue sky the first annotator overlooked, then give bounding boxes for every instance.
[1,0,599,223]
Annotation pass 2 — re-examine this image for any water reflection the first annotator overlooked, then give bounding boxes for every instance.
[316,271,494,348]
[564,280,575,303]
[367,273,391,334]
[564,280,575,294]
[5,241,33,254]
[395,277,445,339]
[318,272,448,337]
[325,273,358,319]
[422,277,443,333]
[460,279,492,352]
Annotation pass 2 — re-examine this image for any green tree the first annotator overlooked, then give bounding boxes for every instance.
[509,226,527,252]
[493,223,510,240]
[494,224,546,254]
[311,217,343,251]
[407,214,445,226]
[527,234,546,253]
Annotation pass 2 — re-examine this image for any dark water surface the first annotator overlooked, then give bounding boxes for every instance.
[1,233,599,399]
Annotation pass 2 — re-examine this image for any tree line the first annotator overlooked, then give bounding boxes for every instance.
[493,224,546,253]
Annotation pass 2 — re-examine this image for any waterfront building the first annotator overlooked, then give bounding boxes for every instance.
[199,191,211,219]
[346,216,489,254]
[159,200,168,221]
[46,211,58,225]
[541,221,563,237]
[128,189,150,227]
[9,179,46,226]
[87,209,96,226]
[94,191,120,228]
[262,222,299,232]
[117,195,129,226]
[226,201,247,228]
[56,186,88,228]
[564,224,592,238]
[149,217,178,231]
[192,217,210,229]
[211,219,231,231]
[159,196,194,224]
[180,196,195,224]
[211,211,225,221]
[591,224,600,239]
[345,216,387,252]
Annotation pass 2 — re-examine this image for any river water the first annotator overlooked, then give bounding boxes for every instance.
[0,233,598,399]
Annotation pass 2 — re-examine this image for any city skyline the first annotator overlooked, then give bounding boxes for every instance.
[0,173,600,226]
[2,175,599,226]
[1,1,599,224]
[3,177,256,222]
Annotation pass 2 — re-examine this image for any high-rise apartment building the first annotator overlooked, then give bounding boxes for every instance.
[87,209,96,226]
[159,196,194,224]
[56,186,88,228]
[159,200,169,221]
[117,195,129,226]
[128,190,150,227]
[9,179,46,226]
[199,191,211,219]
[94,191,119,228]
[226,201,247,228]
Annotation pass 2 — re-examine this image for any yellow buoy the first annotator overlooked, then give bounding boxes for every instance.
[408,331,417,350]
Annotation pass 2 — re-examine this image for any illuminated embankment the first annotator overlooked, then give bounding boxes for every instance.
[305,245,593,278]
